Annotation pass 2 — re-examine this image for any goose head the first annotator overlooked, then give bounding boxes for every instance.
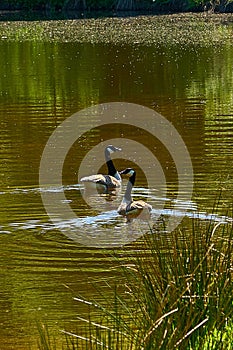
[105,145,122,154]
[119,168,136,186]
[119,168,135,177]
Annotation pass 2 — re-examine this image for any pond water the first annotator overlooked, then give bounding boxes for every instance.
[1,38,233,348]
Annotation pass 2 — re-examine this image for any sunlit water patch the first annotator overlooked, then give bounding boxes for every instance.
[1,184,231,248]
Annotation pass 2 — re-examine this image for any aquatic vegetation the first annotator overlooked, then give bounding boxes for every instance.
[0,13,233,46]
[65,219,232,349]
[38,215,233,349]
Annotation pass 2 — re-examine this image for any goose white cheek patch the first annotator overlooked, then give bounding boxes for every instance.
[39,102,193,248]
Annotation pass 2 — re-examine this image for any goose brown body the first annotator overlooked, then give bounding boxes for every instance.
[118,168,152,221]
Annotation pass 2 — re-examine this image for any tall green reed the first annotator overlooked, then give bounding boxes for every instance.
[38,214,232,349]
[63,216,232,350]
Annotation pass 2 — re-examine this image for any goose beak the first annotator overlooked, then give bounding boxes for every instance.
[115,147,122,152]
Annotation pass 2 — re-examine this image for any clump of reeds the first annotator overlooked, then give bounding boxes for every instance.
[37,323,57,350]
[62,216,232,350]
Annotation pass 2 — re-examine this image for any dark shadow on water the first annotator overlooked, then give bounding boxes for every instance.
[0,9,176,22]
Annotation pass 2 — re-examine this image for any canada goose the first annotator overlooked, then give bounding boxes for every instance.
[80,145,122,192]
[118,168,152,221]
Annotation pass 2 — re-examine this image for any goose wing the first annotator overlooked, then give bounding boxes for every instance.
[117,202,127,215]
[80,174,105,183]
[126,200,152,214]
[80,174,121,188]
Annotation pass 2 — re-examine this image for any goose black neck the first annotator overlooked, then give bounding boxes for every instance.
[105,149,116,176]
[124,172,136,202]
[129,172,136,186]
